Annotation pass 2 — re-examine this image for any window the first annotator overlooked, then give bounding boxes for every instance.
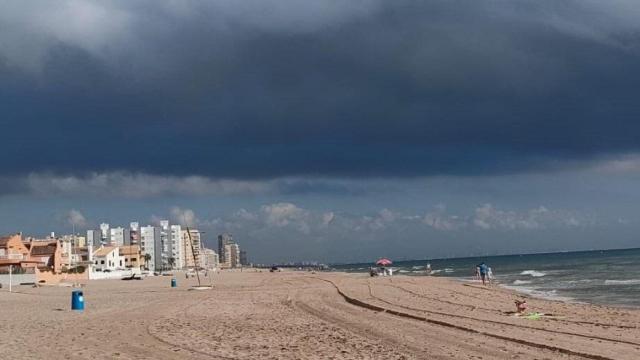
[101,260,105,265]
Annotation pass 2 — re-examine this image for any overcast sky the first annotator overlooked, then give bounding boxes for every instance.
[2,1,640,263]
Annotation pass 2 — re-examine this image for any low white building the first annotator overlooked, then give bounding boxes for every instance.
[201,248,219,270]
[92,246,124,272]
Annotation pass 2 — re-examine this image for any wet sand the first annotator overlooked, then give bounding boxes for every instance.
[0,271,638,359]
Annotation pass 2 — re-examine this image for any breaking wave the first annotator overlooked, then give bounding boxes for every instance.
[520,270,546,277]
[604,279,640,285]
[512,280,532,285]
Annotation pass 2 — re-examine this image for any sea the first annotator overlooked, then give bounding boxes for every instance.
[332,248,640,308]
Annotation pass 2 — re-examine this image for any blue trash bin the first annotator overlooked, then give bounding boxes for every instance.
[71,290,84,311]
[171,278,177,288]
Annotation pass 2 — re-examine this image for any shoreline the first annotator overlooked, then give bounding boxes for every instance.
[335,268,640,310]
[493,278,640,310]
[451,276,585,305]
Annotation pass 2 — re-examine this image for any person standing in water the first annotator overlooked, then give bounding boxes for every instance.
[477,262,489,285]
[426,263,432,275]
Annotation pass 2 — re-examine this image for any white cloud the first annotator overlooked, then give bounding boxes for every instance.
[261,202,306,227]
[117,202,602,263]
[0,172,381,199]
[203,203,348,235]
[471,204,588,231]
[170,206,197,227]
[66,209,88,229]
[321,212,335,227]
[422,204,466,231]
[364,208,399,230]
[21,172,270,198]
[149,214,164,226]
[410,203,594,232]
[423,213,465,231]
[261,202,310,233]
[378,208,396,222]
[592,154,640,173]
[234,208,258,221]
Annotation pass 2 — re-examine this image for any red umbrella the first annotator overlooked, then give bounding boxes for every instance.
[376,258,392,266]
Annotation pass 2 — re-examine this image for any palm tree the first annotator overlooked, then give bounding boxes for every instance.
[168,257,176,269]
[144,253,151,270]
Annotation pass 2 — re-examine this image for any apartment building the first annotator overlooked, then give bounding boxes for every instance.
[140,226,161,272]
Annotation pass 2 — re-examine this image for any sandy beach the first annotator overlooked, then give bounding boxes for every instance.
[1,271,639,359]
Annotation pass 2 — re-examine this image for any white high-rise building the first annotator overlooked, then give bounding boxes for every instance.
[227,244,240,268]
[109,227,130,247]
[218,233,233,263]
[159,220,170,269]
[130,222,140,245]
[87,229,101,247]
[140,226,161,272]
[223,244,232,268]
[170,225,182,269]
[100,223,110,245]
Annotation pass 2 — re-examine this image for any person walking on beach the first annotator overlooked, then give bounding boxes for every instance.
[487,267,494,284]
[474,266,481,281]
[477,262,489,285]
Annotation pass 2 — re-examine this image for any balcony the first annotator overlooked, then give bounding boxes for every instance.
[0,253,25,261]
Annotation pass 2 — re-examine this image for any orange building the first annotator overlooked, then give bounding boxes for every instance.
[119,245,142,270]
[0,234,68,284]
[0,234,35,268]
[28,240,63,273]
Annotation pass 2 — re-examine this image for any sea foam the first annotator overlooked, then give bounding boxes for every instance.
[520,270,546,277]
[604,279,640,285]
[501,285,575,303]
[512,280,532,285]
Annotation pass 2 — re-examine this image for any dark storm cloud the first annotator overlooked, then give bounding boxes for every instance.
[2,1,640,178]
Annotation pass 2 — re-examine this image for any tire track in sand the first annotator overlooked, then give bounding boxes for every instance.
[370,283,640,347]
[311,276,619,360]
[386,281,638,330]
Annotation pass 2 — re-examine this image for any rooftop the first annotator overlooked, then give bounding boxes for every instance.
[0,234,21,248]
[94,246,117,257]
[118,245,140,256]
[30,243,57,256]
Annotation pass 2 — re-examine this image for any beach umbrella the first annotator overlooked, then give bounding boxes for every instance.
[376,258,392,266]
